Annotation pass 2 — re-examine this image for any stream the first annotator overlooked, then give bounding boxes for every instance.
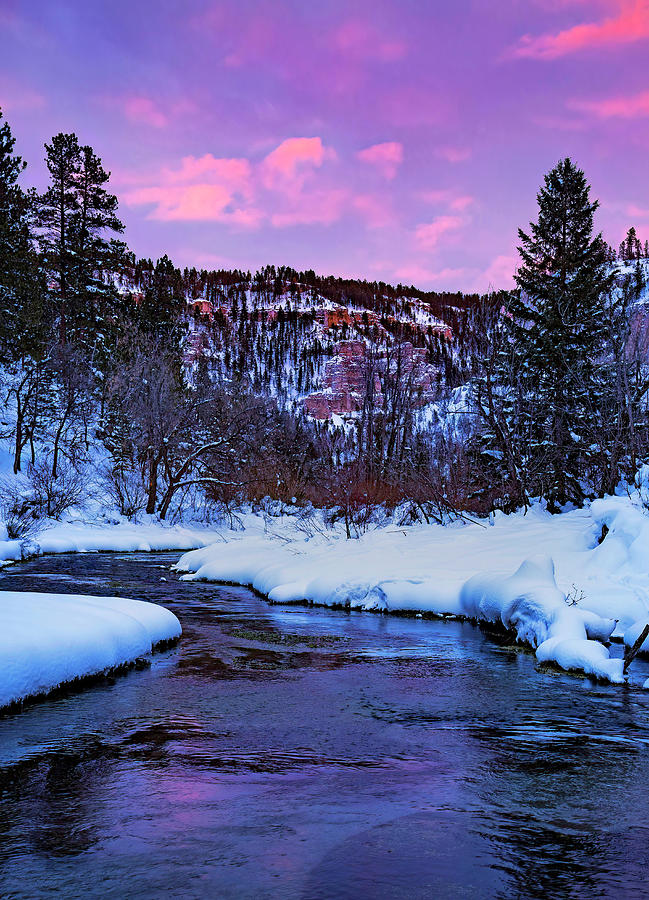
[2,551,649,898]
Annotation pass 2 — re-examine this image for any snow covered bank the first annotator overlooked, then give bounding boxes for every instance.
[0,591,181,709]
[175,498,649,686]
[0,520,227,566]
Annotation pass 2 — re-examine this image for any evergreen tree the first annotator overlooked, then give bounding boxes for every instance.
[36,133,125,350]
[69,143,127,353]
[36,133,81,344]
[137,255,186,346]
[0,108,45,359]
[477,158,615,509]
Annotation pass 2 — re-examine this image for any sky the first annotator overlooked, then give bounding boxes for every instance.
[1,0,649,293]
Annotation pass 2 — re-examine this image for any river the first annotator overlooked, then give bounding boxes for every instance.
[1,551,649,898]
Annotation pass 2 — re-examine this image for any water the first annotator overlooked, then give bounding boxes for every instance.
[2,552,649,899]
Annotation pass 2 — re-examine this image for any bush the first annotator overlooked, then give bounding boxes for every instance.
[0,479,38,539]
[28,457,88,520]
[101,464,147,520]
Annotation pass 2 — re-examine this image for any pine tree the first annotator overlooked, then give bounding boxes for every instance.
[36,133,81,344]
[477,158,615,509]
[0,108,45,360]
[137,255,186,345]
[36,133,125,350]
[69,143,127,353]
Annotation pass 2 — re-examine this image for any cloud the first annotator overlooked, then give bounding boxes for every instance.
[415,215,466,249]
[627,204,649,217]
[261,137,334,188]
[123,138,345,229]
[435,146,472,164]
[449,195,474,212]
[356,142,404,179]
[165,154,252,189]
[420,190,475,211]
[510,0,649,59]
[126,183,236,221]
[479,254,517,290]
[569,89,649,118]
[123,152,257,225]
[121,135,407,235]
[122,95,168,128]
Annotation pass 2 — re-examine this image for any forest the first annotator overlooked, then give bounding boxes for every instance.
[1,107,649,538]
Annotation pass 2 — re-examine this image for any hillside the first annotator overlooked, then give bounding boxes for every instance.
[121,260,503,420]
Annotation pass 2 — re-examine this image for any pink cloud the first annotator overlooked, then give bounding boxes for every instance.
[436,146,472,164]
[126,183,234,221]
[569,89,649,118]
[356,142,404,179]
[511,0,649,59]
[420,190,475,211]
[123,152,257,225]
[449,195,475,211]
[122,95,168,128]
[415,215,466,249]
[165,154,252,189]
[123,138,343,229]
[627,204,649,217]
[332,19,406,62]
[478,254,517,291]
[262,137,334,188]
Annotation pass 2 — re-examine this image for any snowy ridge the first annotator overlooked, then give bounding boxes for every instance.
[0,591,181,709]
[175,496,649,686]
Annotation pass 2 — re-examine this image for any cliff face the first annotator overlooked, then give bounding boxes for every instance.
[304,340,440,419]
[628,304,649,360]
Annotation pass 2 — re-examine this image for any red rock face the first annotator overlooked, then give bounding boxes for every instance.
[304,340,439,419]
[189,300,213,318]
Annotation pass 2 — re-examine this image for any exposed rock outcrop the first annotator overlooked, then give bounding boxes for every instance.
[304,340,440,419]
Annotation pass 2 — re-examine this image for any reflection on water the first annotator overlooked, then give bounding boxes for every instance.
[1,552,649,898]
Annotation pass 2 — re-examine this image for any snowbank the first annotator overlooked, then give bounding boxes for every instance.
[0,520,226,566]
[0,590,181,709]
[175,498,649,686]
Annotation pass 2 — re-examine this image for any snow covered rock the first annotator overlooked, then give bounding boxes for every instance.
[0,591,181,709]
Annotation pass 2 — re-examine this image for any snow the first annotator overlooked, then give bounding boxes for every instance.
[0,590,181,709]
[0,519,228,566]
[175,495,649,686]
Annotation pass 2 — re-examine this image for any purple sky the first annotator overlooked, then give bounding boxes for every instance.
[2,0,649,292]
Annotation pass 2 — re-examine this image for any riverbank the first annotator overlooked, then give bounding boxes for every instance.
[175,495,649,687]
[3,493,649,702]
[0,589,181,709]
[0,518,227,566]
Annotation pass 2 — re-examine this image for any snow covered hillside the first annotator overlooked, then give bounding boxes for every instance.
[175,492,649,688]
[0,591,181,709]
